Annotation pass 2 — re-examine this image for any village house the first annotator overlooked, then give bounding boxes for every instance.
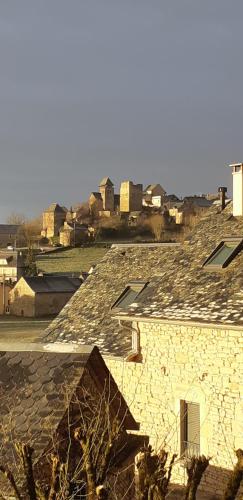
[10,275,81,317]
[0,223,20,248]
[41,203,67,239]
[0,249,25,283]
[43,165,243,498]
[0,344,142,498]
[0,281,12,315]
[59,221,88,247]
[143,183,167,207]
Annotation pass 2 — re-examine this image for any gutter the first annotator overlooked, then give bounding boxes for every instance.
[112,314,243,332]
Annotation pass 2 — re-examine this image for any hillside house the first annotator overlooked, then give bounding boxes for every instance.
[0,344,142,498]
[59,221,88,247]
[0,249,25,283]
[0,224,20,247]
[143,183,166,207]
[43,165,243,498]
[41,203,67,239]
[10,275,81,317]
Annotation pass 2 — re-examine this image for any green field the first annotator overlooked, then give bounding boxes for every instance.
[36,247,108,274]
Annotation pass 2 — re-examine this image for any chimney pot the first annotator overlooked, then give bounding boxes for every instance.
[218,186,227,210]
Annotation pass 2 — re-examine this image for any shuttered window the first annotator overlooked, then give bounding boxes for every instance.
[180,400,200,458]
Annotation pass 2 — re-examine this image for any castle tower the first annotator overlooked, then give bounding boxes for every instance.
[99,177,114,212]
[120,181,143,212]
[229,163,243,216]
[42,204,66,238]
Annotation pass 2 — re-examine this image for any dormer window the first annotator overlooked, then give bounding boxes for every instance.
[112,281,148,310]
[203,238,243,270]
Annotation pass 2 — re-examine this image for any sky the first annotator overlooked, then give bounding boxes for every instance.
[0,0,242,221]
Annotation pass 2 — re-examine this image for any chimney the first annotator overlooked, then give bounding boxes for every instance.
[218,186,227,210]
[229,163,243,216]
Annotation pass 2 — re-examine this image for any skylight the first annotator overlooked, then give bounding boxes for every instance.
[112,282,148,309]
[203,238,243,269]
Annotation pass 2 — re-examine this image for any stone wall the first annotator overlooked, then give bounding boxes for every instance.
[42,211,66,238]
[35,292,74,316]
[120,181,143,212]
[10,279,35,316]
[106,320,243,498]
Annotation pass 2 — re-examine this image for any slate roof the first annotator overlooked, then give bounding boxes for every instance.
[0,224,20,234]
[44,202,243,356]
[24,276,81,293]
[99,177,114,187]
[44,203,66,213]
[90,192,102,199]
[0,343,138,494]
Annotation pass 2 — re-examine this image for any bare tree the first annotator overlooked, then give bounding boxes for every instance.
[147,215,166,242]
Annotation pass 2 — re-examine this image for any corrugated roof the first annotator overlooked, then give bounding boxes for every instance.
[24,276,81,293]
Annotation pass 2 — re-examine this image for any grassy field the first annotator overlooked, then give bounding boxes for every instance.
[36,247,108,274]
[0,317,51,342]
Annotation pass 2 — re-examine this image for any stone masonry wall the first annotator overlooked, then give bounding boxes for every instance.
[106,321,243,498]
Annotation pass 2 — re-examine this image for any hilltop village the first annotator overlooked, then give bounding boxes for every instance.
[40,177,218,247]
[0,166,242,499]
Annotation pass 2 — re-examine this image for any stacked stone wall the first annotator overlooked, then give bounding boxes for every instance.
[106,321,243,498]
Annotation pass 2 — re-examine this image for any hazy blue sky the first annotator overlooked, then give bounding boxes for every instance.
[0,0,242,221]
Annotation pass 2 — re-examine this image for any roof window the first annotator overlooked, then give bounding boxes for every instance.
[203,238,243,270]
[112,281,148,309]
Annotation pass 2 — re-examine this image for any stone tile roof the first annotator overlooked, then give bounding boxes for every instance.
[44,203,66,213]
[99,177,114,187]
[24,276,81,293]
[0,343,138,494]
[44,203,243,356]
[0,224,20,234]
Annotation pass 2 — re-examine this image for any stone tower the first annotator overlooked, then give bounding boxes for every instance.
[42,203,66,238]
[99,177,114,212]
[120,181,143,212]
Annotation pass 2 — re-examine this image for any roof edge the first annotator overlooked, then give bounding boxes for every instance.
[112,315,243,331]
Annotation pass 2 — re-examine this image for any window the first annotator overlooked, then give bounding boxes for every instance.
[180,400,200,458]
[233,165,242,173]
[203,238,243,270]
[112,281,148,309]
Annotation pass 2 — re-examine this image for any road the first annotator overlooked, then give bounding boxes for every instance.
[0,318,51,343]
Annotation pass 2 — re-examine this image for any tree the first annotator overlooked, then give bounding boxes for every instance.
[6,213,26,226]
[17,217,42,248]
[147,214,166,242]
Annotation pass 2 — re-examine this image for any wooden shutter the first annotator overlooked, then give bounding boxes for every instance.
[187,402,200,447]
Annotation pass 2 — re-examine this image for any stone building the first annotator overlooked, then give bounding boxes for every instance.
[0,281,12,314]
[99,176,114,212]
[143,184,166,207]
[0,250,25,283]
[10,275,81,317]
[43,164,243,498]
[120,181,143,212]
[0,224,20,248]
[59,221,88,247]
[41,203,67,239]
[0,344,141,498]
[89,177,116,216]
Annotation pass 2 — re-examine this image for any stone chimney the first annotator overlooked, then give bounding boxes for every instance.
[218,186,227,210]
[229,163,243,216]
